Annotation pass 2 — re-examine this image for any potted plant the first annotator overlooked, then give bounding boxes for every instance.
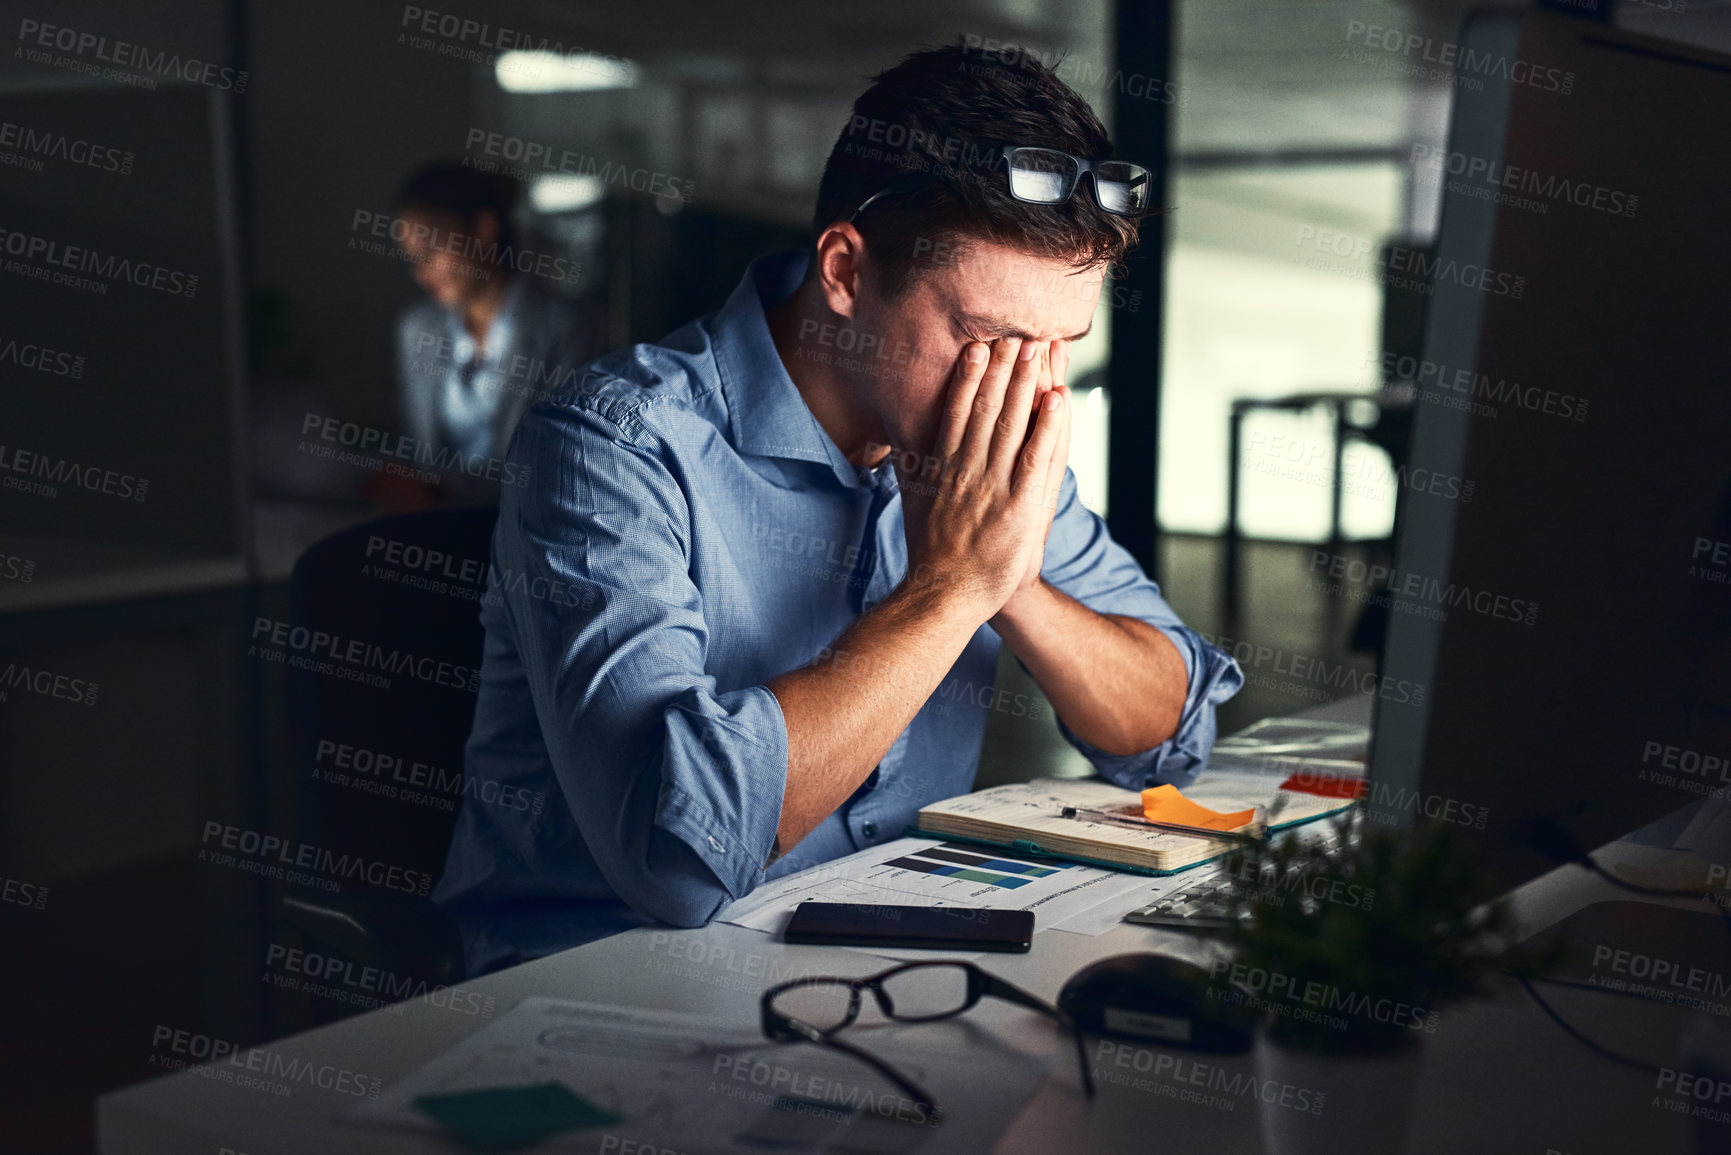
[1213,811,1563,1155]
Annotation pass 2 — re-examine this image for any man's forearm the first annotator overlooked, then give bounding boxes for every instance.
[766,581,982,850]
[991,581,1188,757]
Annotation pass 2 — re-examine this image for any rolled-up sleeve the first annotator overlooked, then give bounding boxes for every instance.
[1036,470,1243,789]
[496,398,787,927]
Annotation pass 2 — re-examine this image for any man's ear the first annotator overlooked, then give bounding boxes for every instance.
[813,223,867,322]
[471,209,501,246]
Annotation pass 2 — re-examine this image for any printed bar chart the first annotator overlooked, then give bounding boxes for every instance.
[916,844,1063,876]
[883,843,1069,889]
[884,857,1034,888]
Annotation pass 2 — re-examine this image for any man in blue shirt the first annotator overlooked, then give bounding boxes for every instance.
[434,45,1242,975]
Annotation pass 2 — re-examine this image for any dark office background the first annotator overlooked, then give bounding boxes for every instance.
[1,1,1726,1151]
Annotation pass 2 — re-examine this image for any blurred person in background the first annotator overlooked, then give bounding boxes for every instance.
[382,161,586,507]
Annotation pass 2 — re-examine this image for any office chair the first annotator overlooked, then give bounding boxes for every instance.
[275,506,498,987]
[1222,239,1429,630]
[1343,395,1414,653]
[1224,392,1414,622]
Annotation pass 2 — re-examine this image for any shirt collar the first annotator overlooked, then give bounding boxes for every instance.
[443,276,526,364]
[713,249,874,486]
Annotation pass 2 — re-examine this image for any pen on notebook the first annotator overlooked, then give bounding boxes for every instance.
[1058,806,1263,845]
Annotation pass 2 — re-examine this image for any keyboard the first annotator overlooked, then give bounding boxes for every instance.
[1122,823,1350,929]
[1123,874,1241,930]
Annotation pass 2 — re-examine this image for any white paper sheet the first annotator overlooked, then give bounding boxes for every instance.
[1212,716,1369,756]
[347,997,1057,1153]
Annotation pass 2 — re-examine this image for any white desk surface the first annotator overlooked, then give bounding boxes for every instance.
[98,694,1706,1154]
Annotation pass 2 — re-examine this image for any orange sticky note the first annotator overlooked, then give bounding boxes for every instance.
[1141,784,1258,832]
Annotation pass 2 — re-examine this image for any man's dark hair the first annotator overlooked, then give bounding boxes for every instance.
[395,161,521,254]
[813,42,1143,299]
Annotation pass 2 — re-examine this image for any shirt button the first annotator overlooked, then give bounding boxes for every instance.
[862,821,877,839]
[708,835,727,854]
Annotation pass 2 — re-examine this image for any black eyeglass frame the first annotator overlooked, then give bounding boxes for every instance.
[848,145,1152,224]
[997,146,1152,215]
[759,959,1096,1118]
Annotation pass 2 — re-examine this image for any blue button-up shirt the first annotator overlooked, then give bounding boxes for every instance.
[434,249,1243,975]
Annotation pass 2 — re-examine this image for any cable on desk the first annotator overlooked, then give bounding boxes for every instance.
[1519,815,1731,935]
[1517,977,1664,1074]
[1511,816,1729,1075]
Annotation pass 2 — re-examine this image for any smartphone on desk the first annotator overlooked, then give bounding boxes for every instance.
[783,902,1034,952]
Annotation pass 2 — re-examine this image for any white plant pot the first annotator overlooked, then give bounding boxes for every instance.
[1253,1031,1423,1155]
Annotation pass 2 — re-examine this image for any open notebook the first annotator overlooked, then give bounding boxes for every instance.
[914,772,1358,876]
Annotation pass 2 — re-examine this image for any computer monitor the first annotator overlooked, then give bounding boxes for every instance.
[1367,10,1731,894]
[0,82,250,610]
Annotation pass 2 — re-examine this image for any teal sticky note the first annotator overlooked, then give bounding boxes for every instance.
[413,1082,622,1152]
